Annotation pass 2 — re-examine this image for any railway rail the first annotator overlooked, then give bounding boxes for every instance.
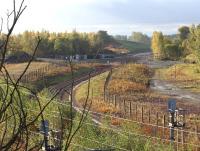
[48,65,112,100]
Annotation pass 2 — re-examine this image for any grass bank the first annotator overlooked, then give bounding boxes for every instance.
[3,61,98,91]
[75,63,154,114]
[118,40,150,54]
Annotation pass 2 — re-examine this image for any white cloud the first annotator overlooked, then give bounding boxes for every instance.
[59,23,191,36]
[151,0,191,2]
[0,0,198,35]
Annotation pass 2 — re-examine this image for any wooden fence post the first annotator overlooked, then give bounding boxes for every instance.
[135,104,138,121]
[33,72,34,80]
[31,72,33,81]
[114,95,117,107]
[156,112,159,126]
[108,93,110,104]
[123,100,126,114]
[119,97,122,111]
[148,109,151,123]
[177,129,179,151]
[155,112,159,137]
[163,114,166,139]
[112,95,114,104]
[129,101,132,117]
[105,93,108,103]
[181,128,185,151]
[141,106,144,123]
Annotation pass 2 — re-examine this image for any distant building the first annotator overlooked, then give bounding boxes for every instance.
[99,54,115,59]
[65,53,115,61]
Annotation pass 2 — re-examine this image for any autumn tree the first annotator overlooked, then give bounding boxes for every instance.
[178,26,190,41]
[151,31,164,59]
[129,32,151,44]
[4,30,115,58]
[186,25,200,62]
[164,44,181,60]
[36,31,54,56]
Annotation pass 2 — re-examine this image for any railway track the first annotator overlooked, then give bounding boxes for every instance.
[45,56,200,149]
[47,65,112,126]
[48,65,111,101]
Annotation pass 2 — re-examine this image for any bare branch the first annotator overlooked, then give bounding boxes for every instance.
[0,18,3,34]
[0,0,27,70]
[13,0,16,18]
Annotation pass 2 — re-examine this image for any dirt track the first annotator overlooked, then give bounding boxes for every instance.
[135,53,200,105]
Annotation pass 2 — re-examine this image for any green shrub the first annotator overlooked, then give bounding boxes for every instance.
[164,44,181,60]
[6,51,34,63]
[184,54,199,64]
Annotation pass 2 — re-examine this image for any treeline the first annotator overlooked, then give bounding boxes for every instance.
[114,32,151,45]
[0,30,114,57]
[151,25,200,61]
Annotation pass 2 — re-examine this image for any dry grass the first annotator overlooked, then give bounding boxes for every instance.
[78,97,120,114]
[112,64,152,85]
[108,79,147,94]
[157,63,200,92]
[75,64,152,101]
[5,62,99,76]
[108,64,152,95]
[111,118,122,126]
[3,62,98,83]
[157,64,200,81]
[75,63,153,109]
[5,62,51,75]
[92,99,120,114]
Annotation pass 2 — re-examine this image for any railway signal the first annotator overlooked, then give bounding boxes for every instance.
[40,120,61,151]
[168,99,186,142]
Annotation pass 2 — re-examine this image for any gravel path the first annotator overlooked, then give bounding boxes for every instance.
[135,53,200,104]
[150,79,200,103]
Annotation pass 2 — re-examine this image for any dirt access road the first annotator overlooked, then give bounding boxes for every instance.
[134,53,200,104]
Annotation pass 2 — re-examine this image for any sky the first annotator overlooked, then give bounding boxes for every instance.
[0,0,199,36]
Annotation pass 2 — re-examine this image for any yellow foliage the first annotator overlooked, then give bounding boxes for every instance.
[151,31,164,59]
[108,64,151,94]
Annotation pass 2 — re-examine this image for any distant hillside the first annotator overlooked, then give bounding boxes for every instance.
[104,40,129,54]
[118,40,151,54]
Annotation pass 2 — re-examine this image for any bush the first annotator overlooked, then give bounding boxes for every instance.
[184,54,199,64]
[164,44,181,60]
[112,64,153,86]
[107,64,152,95]
[108,79,147,94]
[6,51,34,63]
